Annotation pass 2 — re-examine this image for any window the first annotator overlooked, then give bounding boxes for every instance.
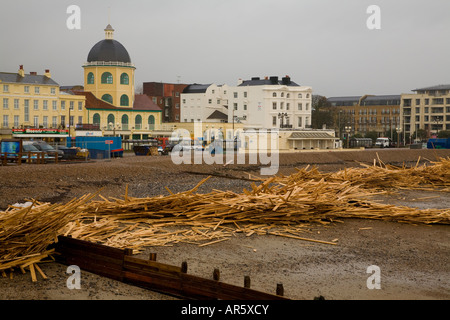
[101,72,113,84]
[120,73,129,85]
[244,104,247,111]
[176,103,179,109]
[87,72,95,84]
[273,92,277,97]
[306,94,310,98]
[298,117,302,127]
[33,100,39,110]
[93,113,101,125]
[78,116,83,125]
[281,92,284,97]
[234,92,238,98]
[107,114,115,129]
[306,103,310,110]
[298,93,302,98]
[280,102,284,110]
[234,103,238,110]
[244,92,247,98]
[135,115,142,129]
[120,94,129,106]
[3,84,9,92]
[425,99,429,105]
[24,86,29,93]
[43,116,48,127]
[3,98,8,109]
[61,101,66,110]
[148,115,155,130]
[14,99,19,109]
[43,100,48,110]
[35,87,40,94]
[298,103,302,111]
[51,88,56,95]
[287,93,290,98]
[121,114,129,130]
[24,100,29,122]
[78,101,83,111]
[34,116,39,127]
[208,99,212,104]
[102,94,113,104]
[3,115,8,127]
[14,115,19,128]
[52,116,57,128]
[273,102,277,110]
[52,100,57,110]
[272,116,277,126]
[416,99,421,105]
[70,101,74,110]
[286,103,290,110]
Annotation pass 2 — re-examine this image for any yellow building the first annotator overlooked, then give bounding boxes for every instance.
[78,24,162,140]
[0,66,85,141]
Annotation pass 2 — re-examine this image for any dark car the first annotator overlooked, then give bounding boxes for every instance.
[31,141,64,160]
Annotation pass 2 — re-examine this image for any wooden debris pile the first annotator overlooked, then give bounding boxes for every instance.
[1,156,449,281]
[0,193,98,279]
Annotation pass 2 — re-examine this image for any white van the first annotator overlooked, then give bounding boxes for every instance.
[375,137,391,148]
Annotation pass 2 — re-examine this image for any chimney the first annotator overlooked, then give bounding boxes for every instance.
[282,76,291,85]
[30,72,37,76]
[270,76,279,84]
[44,69,51,78]
[18,65,25,77]
[237,78,243,85]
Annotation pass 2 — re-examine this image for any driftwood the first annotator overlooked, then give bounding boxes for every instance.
[1,156,449,280]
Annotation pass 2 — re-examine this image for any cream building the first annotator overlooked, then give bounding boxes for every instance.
[400,84,450,142]
[0,66,85,140]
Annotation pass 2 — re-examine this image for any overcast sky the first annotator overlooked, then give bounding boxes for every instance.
[1,0,449,97]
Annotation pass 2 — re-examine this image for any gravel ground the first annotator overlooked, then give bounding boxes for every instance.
[0,148,449,300]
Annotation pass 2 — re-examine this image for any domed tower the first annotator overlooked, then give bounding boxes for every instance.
[83,24,135,108]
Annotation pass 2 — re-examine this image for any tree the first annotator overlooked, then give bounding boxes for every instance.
[438,130,450,138]
[311,95,334,129]
[364,131,378,143]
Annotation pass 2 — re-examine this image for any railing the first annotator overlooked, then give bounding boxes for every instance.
[83,61,135,68]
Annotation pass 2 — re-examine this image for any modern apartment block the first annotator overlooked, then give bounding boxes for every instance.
[327,95,401,138]
[400,84,450,141]
[143,82,188,123]
[180,76,313,130]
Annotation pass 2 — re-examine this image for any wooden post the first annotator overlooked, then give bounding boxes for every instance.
[213,268,220,281]
[276,283,284,296]
[124,248,133,256]
[181,261,188,273]
[149,253,157,261]
[244,276,251,288]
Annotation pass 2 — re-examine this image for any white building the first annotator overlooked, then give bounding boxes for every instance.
[180,76,312,130]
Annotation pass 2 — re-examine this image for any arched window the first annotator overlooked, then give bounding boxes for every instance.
[272,92,277,97]
[107,114,115,130]
[135,114,142,129]
[120,94,129,106]
[298,93,303,98]
[121,114,129,130]
[87,72,94,84]
[102,94,113,104]
[148,115,155,130]
[93,113,101,125]
[101,72,113,84]
[120,73,129,85]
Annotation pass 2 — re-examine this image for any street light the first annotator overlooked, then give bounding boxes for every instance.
[396,127,402,148]
[278,112,288,128]
[345,126,351,148]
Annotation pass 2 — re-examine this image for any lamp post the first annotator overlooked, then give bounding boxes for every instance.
[278,112,288,128]
[396,127,402,148]
[345,126,351,148]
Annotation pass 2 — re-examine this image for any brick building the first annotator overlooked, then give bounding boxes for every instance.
[143,82,188,123]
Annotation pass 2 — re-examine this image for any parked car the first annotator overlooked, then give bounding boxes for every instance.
[30,140,64,159]
[21,142,54,162]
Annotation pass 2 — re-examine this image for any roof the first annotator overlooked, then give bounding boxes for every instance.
[74,91,161,112]
[182,84,212,94]
[0,72,59,86]
[133,94,162,111]
[412,84,450,92]
[87,39,131,63]
[207,110,228,121]
[327,96,362,102]
[288,132,336,140]
[238,76,300,87]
